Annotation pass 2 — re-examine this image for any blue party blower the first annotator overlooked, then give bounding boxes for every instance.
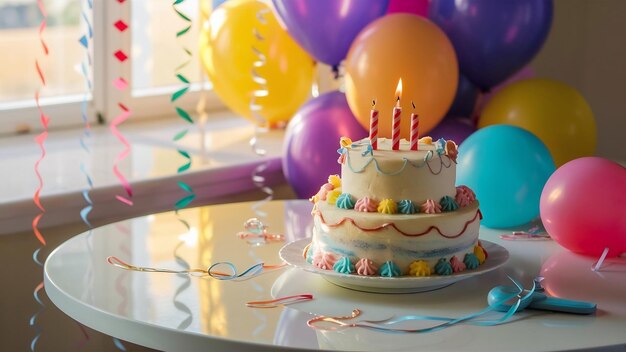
[488,285,597,315]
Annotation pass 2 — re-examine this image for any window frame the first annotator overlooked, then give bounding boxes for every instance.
[0,0,222,136]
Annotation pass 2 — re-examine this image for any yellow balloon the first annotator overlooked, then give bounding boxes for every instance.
[200,0,314,126]
[479,78,596,167]
[345,14,458,138]
[199,0,211,27]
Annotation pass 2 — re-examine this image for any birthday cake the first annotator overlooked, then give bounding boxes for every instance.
[305,137,486,277]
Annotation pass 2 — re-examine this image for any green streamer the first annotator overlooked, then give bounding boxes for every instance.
[171,0,195,212]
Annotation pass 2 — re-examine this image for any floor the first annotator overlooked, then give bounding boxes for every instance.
[1,222,157,351]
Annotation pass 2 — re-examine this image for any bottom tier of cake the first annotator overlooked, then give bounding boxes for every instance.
[306,201,487,277]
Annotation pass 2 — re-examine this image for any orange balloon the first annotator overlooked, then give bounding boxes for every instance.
[345,14,458,138]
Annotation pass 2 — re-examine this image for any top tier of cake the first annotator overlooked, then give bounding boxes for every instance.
[340,137,457,205]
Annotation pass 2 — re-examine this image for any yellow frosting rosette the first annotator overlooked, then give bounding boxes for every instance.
[377,199,397,214]
[409,260,431,276]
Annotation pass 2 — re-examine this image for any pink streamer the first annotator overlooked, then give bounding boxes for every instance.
[31,1,48,350]
[110,103,133,205]
[111,9,133,206]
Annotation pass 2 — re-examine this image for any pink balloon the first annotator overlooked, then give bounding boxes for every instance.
[540,157,626,257]
[475,66,535,115]
[387,0,429,17]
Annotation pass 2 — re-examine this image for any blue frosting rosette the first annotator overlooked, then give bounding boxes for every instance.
[336,193,355,209]
[435,258,453,275]
[464,253,480,269]
[333,256,355,274]
[397,199,417,214]
[440,195,459,212]
[379,261,401,277]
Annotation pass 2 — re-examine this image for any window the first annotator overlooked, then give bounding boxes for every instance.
[0,0,220,135]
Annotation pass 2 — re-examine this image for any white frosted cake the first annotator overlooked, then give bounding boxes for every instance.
[305,137,486,277]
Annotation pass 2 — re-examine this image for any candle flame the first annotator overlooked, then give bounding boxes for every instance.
[395,79,402,107]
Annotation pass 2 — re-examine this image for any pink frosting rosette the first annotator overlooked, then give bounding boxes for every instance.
[355,258,378,276]
[313,251,337,270]
[315,183,334,202]
[455,187,471,208]
[355,196,378,212]
[457,185,476,202]
[450,256,466,273]
[420,199,442,214]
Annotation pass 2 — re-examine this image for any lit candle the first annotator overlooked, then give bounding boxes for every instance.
[410,101,419,151]
[369,99,378,150]
[392,78,402,151]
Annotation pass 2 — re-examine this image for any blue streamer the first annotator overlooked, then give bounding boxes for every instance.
[207,262,265,280]
[309,277,536,334]
[74,0,96,348]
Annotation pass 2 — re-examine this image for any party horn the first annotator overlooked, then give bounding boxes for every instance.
[488,285,596,315]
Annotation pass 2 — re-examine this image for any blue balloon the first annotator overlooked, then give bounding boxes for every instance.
[429,0,553,90]
[457,125,555,228]
[283,91,368,198]
[446,74,479,117]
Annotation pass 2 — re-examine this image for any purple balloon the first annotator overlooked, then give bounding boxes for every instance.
[272,0,389,68]
[283,91,368,199]
[446,73,479,117]
[429,0,552,90]
[428,117,476,145]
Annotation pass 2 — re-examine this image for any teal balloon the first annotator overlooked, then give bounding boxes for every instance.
[457,125,555,228]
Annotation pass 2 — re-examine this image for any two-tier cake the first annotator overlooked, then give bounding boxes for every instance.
[304,137,486,277]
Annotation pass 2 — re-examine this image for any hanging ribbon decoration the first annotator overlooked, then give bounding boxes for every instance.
[307,278,532,333]
[110,3,131,348]
[170,0,196,330]
[111,0,133,206]
[172,0,196,211]
[249,4,273,219]
[172,240,193,330]
[30,0,48,350]
[111,223,131,351]
[74,0,95,347]
[78,0,94,229]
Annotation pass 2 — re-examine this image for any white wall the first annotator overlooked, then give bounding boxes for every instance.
[531,0,626,161]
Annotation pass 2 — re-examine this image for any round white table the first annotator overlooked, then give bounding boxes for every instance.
[44,200,626,351]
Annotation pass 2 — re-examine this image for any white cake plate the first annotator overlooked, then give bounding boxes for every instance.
[279,238,509,293]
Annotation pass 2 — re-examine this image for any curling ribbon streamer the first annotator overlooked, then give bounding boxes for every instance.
[74,0,94,347]
[249,5,273,219]
[171,0,196,210]
[170,0,195,331]
[592,247,610,272]
[246,294,313,308]
[308,278,533,334]
[173,240,193,330]
[107,256,285,281]
[237,217,285,245]
[112,223,131,351]
[78,0,94,241]
[500,221,550,241]
[31,1,48,350]
[111,0,133,206]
